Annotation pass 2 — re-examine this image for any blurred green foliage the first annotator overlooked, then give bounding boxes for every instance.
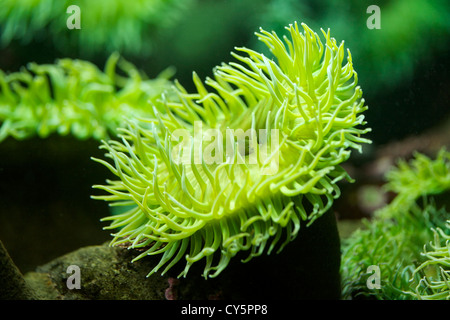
[4,0,449,90]
[0,0,192,58]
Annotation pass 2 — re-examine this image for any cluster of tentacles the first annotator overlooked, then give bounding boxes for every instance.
[93,22,371,278]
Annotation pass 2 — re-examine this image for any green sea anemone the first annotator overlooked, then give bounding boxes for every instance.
[0,53,173,142]
[93,22,371,279]
[341,148,450,299]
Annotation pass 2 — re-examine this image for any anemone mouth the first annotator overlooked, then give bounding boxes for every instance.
[93,21,371,278]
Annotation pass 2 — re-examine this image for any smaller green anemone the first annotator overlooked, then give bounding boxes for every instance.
[0,53,172,142]
[93,22,370,278]
[407,223,450,300]
[341,148,450,299]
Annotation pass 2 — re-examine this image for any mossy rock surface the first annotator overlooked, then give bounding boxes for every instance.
[23,210,341,300]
